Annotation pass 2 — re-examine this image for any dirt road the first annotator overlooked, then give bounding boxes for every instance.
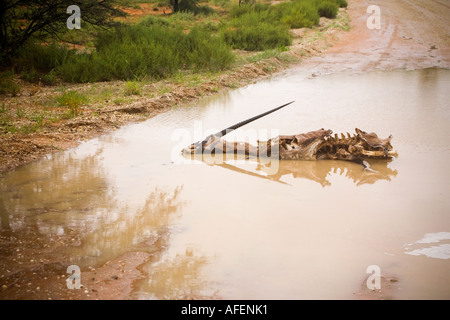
[301,0,450,74]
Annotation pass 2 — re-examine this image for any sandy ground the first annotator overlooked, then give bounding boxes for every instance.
[0,0,449,300]
[301,0,450,73]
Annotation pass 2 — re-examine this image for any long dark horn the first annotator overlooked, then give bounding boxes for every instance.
[198,101,295,147]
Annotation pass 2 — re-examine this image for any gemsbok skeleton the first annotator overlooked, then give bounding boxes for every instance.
[182,102,398,169]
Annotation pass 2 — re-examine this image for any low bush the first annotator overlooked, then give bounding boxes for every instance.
[279,1,320,28]
[41,70,58,85]
[16,42,75,73]
[21,68,40,83]
[318,1,339,18]
[0,71,20,96]
[139,15,171,27]
[222,22,291,51]
[197,5,216,16]
[24,22,234,83]
[56,90,88,118]
[123,80,142,96]
[334,0,348,8]
[228,3,270,18]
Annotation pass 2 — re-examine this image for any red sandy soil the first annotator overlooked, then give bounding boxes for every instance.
[300,0,450,74]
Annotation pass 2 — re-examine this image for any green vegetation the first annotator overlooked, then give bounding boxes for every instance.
[334,0,348,8]
[222,22,292,51]
[221,0,346,51]
[0,71,20,96]
[123,81,142,96]
[244,47,289,63]
[16,20,234,83]
[0,103,54,134]
[317,1,339,19]
[56,90,89,118]
[1,0,348,87]
[176,0,216,15]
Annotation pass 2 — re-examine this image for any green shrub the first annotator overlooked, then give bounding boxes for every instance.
[197,5,216,16]
[169,11,195,22]
[222,3,295,51]
[212,0,231,7]
[21,68,40,83]
[201,21,220,32]
[16,42,75,73]
[0,71,20,96]
[223,0,342,50]
[56,90,88,118]
[123,81,142,96]
[280,1,320,28]
[318,1,339,18]
[41,70,58,85]
[228,3,270,18]
[183,27,235,70]
[21,67,58,85]
[334,0,348,8]
[178,0,199,13]
[222,23,291,51]
[56,53,107,83]
[139,15,171,27]
[58,23,234,82]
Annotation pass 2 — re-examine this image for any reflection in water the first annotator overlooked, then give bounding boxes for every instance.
[0,147,114,237]
[0,145,194,299]
[186,154,398,187]
[0,145,185,265]
[135,248,217,300]
[260,159,398,187]
[69,186,184,267]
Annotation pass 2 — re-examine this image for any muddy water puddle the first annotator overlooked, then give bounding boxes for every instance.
[1,68,449,299]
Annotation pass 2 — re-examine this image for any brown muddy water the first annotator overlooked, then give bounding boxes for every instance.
[1,68,449,299]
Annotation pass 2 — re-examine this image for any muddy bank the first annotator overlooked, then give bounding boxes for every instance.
[0,12,349,175]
